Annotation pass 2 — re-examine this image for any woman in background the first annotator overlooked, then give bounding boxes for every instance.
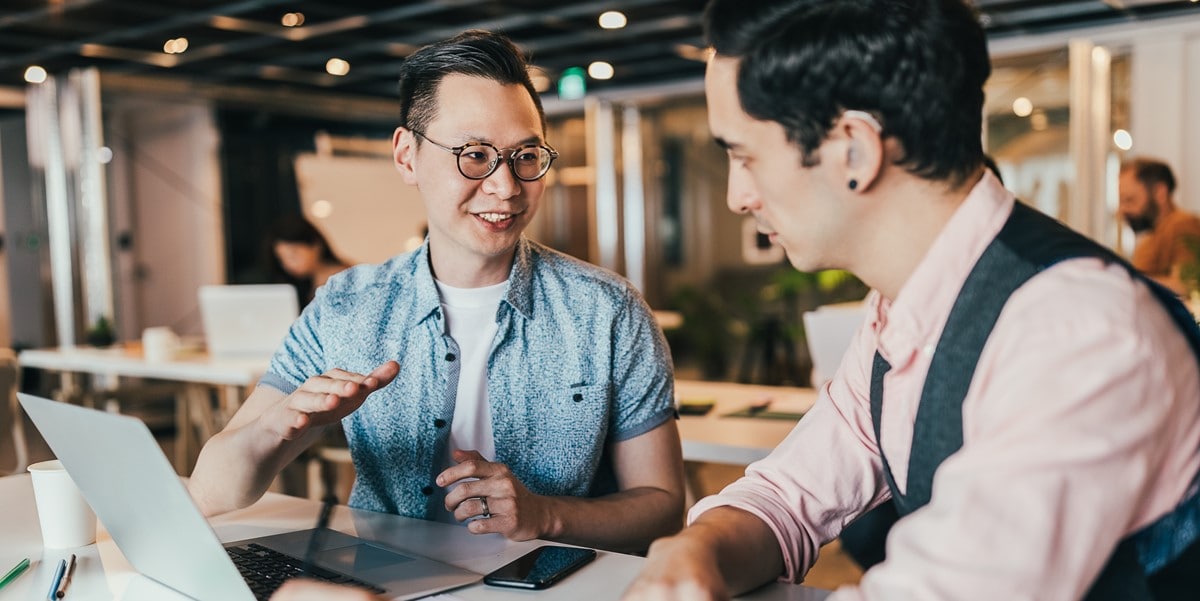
[267,215,351,306]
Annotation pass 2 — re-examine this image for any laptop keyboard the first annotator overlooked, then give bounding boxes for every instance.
[227,543,387,601]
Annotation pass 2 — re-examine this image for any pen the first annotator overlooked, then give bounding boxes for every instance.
[0,558,30,590]
[46,559,66,601]
[55,554,76,598]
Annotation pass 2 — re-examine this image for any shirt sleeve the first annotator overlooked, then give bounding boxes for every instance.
[607,288,676,442]
[689,313,892,581]
[260,288,328,394]
[832,264,1200,601]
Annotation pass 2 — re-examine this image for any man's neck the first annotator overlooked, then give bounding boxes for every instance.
[427,240,516,288]
[846,168,984,301]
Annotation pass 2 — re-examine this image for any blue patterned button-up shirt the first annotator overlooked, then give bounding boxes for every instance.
[260,238,675,519]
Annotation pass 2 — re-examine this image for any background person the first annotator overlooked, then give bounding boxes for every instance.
[267,214,352,306]
[1118,157,1200,295]
[190,29,684,572]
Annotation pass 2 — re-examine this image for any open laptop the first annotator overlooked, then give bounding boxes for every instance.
[802,301,867,387]
[199,284,299,358]
[18,393,480,601]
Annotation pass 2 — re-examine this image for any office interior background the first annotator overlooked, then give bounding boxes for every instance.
[1,0,1200,386]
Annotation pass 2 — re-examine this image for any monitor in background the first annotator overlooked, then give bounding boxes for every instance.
[199,284,299,358]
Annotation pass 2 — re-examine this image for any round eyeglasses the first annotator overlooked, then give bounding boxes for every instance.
[410,130,559,182]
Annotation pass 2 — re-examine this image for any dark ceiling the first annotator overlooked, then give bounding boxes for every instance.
[1,0,1198,105]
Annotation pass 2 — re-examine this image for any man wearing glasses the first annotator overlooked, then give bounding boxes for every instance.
[189,30,684,560]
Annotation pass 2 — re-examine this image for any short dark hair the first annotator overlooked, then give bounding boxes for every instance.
[704,0,990,186]
[1121,157,1176,196]
[397,30,545,136]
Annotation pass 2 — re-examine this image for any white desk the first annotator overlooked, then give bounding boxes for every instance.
[0,474,829,601]
[19,346,269,473]
[675,380,815,465]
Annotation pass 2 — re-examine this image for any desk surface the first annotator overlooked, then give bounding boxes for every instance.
[675,380,815,465]
[0,474,828,601]
[19,346,269,387]
[17,347,813,468]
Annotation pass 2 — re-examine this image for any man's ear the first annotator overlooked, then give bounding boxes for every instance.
[838,113,884,193]
[392,127,419,186]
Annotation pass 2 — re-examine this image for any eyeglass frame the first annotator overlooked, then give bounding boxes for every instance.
[408,129,559,182]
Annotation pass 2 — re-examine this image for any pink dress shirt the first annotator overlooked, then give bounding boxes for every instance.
[690,171,1200,600]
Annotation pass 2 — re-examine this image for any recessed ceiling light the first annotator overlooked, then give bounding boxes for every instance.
[599,11,627,29]
[1113,129,1133,151]
[588,61,614,80]
[1012,97,1033,117]
[325,58,350,76]
[163,37,188,54]
[282,12,305,27]
[24,65,47,84]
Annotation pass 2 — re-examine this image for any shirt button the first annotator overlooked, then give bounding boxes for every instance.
[433,418,446,428]
[445,352,456,362]
[572,393,583,402]
[421,486,433,496]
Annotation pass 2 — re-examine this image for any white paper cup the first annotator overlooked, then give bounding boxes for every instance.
[27,460,97,548]
[142,326,180,362]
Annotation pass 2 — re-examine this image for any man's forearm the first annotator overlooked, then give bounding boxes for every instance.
[188,422,321,516]
[683,507,785,595]
[542,486,684,554]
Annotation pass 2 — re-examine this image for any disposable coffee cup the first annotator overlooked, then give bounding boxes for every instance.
[142,326,180,362]
[27,460,97,548]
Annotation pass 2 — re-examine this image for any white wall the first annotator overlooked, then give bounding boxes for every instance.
[293,153,427,265]
[107,98,224,339]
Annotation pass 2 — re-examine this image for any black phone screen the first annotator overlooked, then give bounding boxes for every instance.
[483,545,598,589]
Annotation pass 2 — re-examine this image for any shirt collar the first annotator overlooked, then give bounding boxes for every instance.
[875,170,1015,369]
[413,238,536,323]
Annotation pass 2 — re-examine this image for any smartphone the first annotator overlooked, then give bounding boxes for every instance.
[483,545,598,590]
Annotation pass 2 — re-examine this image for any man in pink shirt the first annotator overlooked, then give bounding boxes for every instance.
[624,1,1200,600]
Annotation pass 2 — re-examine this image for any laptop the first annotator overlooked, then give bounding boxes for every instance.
[198,284,299,358]
[18,393,481,601]
[802,302,867,387]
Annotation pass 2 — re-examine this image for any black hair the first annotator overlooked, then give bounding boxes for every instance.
[1121,157,1176,196]
[704,0,990,186]
[397,29,545,136]
[265,214,343,305]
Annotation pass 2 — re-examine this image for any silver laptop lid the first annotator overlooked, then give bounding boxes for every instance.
[199,284,299,358]
[19,393,254,601]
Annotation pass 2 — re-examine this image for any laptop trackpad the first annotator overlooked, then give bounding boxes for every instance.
[316,543,415,572]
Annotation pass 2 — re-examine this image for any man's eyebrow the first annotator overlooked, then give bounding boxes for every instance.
[713,136,738,150]
[459,133,544,146]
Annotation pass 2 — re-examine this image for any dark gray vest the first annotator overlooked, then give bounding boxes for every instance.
[869,201,1200,600]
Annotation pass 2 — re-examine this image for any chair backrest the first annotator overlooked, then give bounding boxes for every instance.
[0,349,25,475]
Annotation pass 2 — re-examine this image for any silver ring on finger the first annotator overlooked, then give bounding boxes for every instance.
[478,496,491,519]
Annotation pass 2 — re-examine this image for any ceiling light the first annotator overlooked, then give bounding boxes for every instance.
[325,58,350,76]
[528,67,551,93]
[1012,97,1033,117]
[24,65,47,84]
[1113,129,1133,151]
[282,12,305,27]
[311,199,334,218]
[97,146,114,164]
[588,61,614,80]
[163,37,188,54]
[598,11,627,29]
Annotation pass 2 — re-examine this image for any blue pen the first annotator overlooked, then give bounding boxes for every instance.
[46,559,66,601]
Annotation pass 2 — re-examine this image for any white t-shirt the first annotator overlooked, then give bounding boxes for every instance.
[432,279,505,522]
